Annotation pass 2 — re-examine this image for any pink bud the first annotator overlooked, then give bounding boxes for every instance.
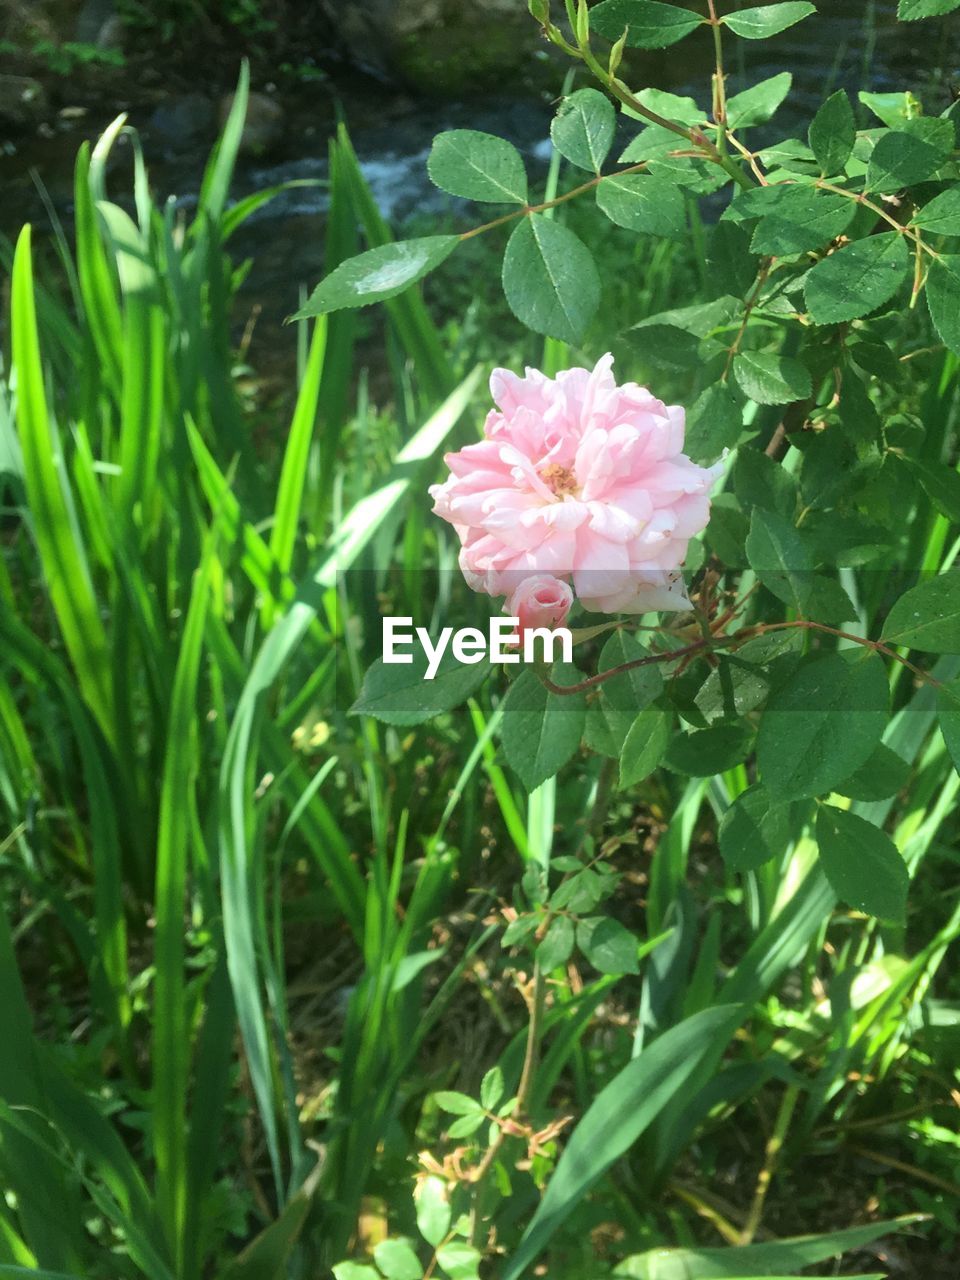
[507,575,574,638]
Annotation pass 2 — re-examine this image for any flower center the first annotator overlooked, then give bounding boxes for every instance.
[540,462,580,498]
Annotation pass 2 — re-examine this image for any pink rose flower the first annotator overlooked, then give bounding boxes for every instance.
[507,574,574,638]
[429,354,720,615]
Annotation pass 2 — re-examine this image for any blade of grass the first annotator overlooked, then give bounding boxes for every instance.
[11,226,114,742]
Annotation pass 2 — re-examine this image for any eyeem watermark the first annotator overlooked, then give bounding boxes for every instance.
[383,617,572,679]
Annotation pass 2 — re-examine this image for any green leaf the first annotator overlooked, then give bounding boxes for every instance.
[502,914,539,946]
[596,173,687,239]
[296,236,459,317]
[733,351,812,405]
[333,1265,379,1280]
[664,724,754,776]
[551,89,616,172]
[749,190,855,256]
[809,89,856,174]
[538,915,576,971]
[435,1243,482,1280]
[859,90,919,128]
[597,631,664,751]
[719,784,792,871]
[746,508,813,611]
[834,742,910,801]
[925,255,960,356]
[447,1112,487,1139]
[804,232,910,324]
[434,1091,482,1116]
[619,706,672,787]
[866,118,955,193]
[684,383,744,464]
[615,1217,919,1278]
[816,806,909,921]
[480,1067,504,1111]
[576,918,640,975]
[911,186,960,235]
[734,447,798,519]
[427,129,527,203]
[416,1177,452,1249]
[937,682,960,774]
[590,0,705,48]
[901,455,960,523]
[695,638,802,724]
[726,73,792,130]
[723,2,815,38]
[881,573,960,652]
[350,652,491,726]
[501,1007,739,1280]
[373,1240,423,1280]
[757,651,888,800]
[898,0,960,20]
[502,215,600,344]
[501,666,586,789]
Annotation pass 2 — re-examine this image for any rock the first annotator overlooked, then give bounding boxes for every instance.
[0,75,49,129]
[147,92,216,154]
[330,0,543,95]
[219,90,284,157]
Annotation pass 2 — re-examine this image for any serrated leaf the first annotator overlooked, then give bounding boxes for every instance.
[911,186,960,235]
[757,651,888,800]
[480,1067,504,1110]
[590,0,705,48]
[749,189,855,256]
[859,90,919,128]
[733,351,813,405]
[734,446,798,519]
[501,666,586,789]
[333,1265,379,1280]
[809,89,856,174]
[447,1111,487,1139]
[502,914,539,946]
[684,383,744,463]
[866,117,955,193]
[816,805,909,921]
[350,652,491,725]
[434,1090,482,1116]
[538,915,575,970]
[436,1243,482,1280]
[416,1177,452,1249]
[427,129,527,203]
[296,236,459,317]
[726,72,793,130]
[551,89,616,172]
[901,455,960,523]
[619,705,671,787]
[374,1239,423,1280]
[925,255,960,357]
[881,573,960,652]
[596,173,687,239]
[804,231,910,324]
[719,784,791,871]
[664,723,754,776]
[937,681,960,774]
[898,0,960,20]
[724,2,815,38]
[502,215,600,344]
[576,917,640,975]
[746,507,813,611]
[598,631,664,751]
[834,742,910,801]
